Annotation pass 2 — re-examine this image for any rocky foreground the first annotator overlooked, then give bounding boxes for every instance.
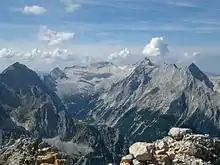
[1,127,220,165]
[0,137,75,165]
[120,128,220,165]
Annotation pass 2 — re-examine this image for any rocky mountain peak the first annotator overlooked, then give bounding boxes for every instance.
[143,57,154,66]
[129,57,155,76]
[0,62,43,92]
[91,58,220,142]
[0,62,68,137]
[188,62,214,89]
[134,57,154,69]
[2,62,29,74]
[50,67,68,80]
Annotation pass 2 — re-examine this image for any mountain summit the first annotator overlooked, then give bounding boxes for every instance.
[1,62,44,91]
[90,60,220,141]
[188,63,214,89]
[0,62,128,165]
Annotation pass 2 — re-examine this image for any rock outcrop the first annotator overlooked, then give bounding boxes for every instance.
[0,137,75,165]
[120,128,220,165]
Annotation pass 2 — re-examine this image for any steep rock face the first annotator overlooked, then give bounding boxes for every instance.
[0,62,66,138]
[40,120,128,165]
[0,62,128,165]
[188,63,214,89]
[68,121,128,165]
[120,128,220,165]
[91,59,220,141]
[210,76,220,94]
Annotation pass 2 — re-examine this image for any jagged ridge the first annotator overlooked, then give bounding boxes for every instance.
[90,58,220,141]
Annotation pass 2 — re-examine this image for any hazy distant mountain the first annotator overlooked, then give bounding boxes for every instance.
[44,61,134,119]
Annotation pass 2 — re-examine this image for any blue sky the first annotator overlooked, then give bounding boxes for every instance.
[0,0,220,71]
[1,0,220,45]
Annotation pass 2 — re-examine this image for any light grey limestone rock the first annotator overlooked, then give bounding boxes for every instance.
[168,127,192,140]
[129,142,154,161]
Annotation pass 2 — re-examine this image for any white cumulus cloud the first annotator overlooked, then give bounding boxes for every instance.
[108,48,131,61]
[142,37,169,57]
[0,48,22,58]
[0,48,80,71]
[0,48,14,58]
[39,26,75,46]
[177,52,201,65]
[43,48,77,61]
[22,5,47,15]
[108,48,144,65]
[184,52,200,58]
[24,48,42,60]
[60,0,81,12]
[23,48,77,61]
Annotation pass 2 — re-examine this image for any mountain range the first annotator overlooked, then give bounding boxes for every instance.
[91,59,220,141]
[0,62,128,165]
[1,58,220,164]
[45,58,220,142]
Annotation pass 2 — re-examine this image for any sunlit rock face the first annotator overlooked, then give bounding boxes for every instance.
[90,58,220,141]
